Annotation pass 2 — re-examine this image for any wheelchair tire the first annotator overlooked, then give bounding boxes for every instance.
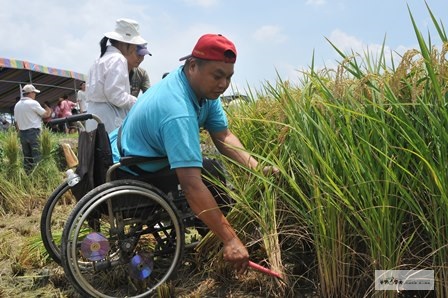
[61,179,185,298]
[40,181,76,265]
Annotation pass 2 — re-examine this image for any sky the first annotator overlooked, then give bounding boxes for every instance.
[1,0,448,96]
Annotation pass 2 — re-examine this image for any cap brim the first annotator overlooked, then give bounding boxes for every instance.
[137,49,152,56]
[23,89,40,93]
[179,54,191,61]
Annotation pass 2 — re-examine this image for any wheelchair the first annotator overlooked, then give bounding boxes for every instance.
[40,113,112,265]
[40,114,200,297]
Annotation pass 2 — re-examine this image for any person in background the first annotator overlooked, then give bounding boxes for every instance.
[58,95,76,118]
[13,84,51,172]
[57,95,77,133]
[0,116,10,131]
[85,18,147,133]
[42,101,55,131]
[10,97,20,126]
[51,100,62,132]
[76,81,87,113]
[109,33,279,274]
[127,45,151,97]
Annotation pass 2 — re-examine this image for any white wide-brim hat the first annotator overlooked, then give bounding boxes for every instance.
[104,18,147,45]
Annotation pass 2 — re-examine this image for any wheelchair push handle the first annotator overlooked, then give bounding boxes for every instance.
[48,113,102,125]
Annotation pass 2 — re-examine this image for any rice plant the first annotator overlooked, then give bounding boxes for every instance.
[0,127,63,214]
[0,129,29,214]
[198,5,448,297]
[30,128,63,196]
[0,128,27,183]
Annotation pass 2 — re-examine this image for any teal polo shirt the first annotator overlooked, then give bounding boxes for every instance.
[109,66,228,173]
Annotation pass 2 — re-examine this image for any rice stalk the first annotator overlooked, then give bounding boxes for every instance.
[0,129,29,188]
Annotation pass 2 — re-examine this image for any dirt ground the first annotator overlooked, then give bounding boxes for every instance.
[0,208,308,298]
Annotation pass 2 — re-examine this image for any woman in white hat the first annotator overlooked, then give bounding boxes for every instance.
[85,18,147,133]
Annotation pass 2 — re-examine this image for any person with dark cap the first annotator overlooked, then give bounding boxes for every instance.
[85,18,147,133]
[127,44,151,97]
[14,84,51,172]
[108,33,279,274]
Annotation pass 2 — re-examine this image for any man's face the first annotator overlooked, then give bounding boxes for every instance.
[189,59,234,100]
[27,92,37,99]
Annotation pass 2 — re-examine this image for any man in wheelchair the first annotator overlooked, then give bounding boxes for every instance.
[109,33,278,275]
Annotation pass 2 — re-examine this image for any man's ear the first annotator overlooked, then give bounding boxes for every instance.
[188,58,197,71]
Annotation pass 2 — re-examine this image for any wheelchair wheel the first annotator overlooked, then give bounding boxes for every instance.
[40,181,77,265]
[61,179,185,298]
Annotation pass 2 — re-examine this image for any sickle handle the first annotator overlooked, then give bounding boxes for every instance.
[248,261,282,279]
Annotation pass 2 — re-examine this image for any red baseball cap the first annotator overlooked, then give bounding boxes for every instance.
[179,34,237,63]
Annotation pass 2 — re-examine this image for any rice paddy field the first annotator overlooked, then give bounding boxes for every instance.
[1,6,448,298]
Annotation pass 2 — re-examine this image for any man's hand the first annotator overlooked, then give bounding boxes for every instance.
[262,165,280,176]
[222,236,249,275]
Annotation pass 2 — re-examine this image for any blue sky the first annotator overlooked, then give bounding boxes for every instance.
[1,0,447,95]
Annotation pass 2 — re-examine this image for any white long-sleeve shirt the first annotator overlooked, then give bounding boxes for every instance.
[85,45,137,132]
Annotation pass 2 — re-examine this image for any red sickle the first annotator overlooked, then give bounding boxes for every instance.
[248,261,282,279]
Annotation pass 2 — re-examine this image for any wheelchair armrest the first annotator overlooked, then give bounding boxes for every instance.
[106,156,168,182]
[119,156,167,167]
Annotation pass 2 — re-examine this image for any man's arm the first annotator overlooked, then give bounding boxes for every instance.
[210,129,259,169]
[175,167,249,273]
[210,129,279,174]
[40,103,52,119]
